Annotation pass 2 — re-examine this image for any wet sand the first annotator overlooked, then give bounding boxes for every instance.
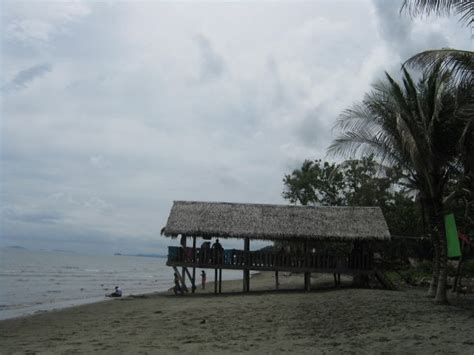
[1,272,473,354]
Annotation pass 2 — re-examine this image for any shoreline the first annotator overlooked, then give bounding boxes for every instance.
[1,272,473,353]
[0,270,261,322]
[0,269,258,322]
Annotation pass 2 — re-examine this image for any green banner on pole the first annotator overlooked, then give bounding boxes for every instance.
[444,213,461,258]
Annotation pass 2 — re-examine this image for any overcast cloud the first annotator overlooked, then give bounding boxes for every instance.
[0,0,471,254]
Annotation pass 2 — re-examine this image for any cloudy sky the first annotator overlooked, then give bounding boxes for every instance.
[0,0,471,254]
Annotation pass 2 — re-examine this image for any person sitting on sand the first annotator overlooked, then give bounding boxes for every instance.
[201,270,206,290]
[107,286,122,298]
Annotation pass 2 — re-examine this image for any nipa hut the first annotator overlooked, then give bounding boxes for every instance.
[162,201,393,293]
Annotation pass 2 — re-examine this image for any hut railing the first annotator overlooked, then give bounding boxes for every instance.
[167,246,373,271]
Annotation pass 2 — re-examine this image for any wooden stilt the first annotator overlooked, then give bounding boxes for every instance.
[181,236,187,286]
[275,271,279,290]
[184,267,195,292]
[243,237,250,292]
[192,236,197,293]
[304,272,311,291]
[244,269,250,292]
[214,268,218,294]
[219,268,222,293]
[303,240,310,291]
[172,266,188,292]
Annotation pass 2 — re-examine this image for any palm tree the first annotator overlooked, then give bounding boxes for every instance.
[401,1,473,85]
[328,65,469,303]
[401,1,473,244]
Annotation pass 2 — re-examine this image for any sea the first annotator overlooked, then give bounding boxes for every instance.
[0,247,244,320]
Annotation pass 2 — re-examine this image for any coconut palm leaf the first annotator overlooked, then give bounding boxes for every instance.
[401,0,474,25]
[404,49,474,85]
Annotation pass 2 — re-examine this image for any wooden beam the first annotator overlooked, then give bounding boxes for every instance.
[184,267,195,291]
[172,266,188,292]
[305,272,311,291]
[304,239,310,291]
[181,236,187,286]
[219,268,222,293]
[243,237,250,292]
[168,260,368,274]
[214,268,218,294]
[192,236,196,293]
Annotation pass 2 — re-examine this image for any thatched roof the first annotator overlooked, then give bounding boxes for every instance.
[162,201,390,241]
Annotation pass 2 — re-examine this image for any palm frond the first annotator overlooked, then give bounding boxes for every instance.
[401,0,474,26]
[404,49,474,85]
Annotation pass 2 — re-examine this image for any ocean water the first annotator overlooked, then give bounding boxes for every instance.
[0,248,244,320]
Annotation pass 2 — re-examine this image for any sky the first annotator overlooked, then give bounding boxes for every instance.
[0,0,471,255]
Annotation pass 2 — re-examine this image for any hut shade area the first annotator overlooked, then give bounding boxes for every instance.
[162,201,390,241]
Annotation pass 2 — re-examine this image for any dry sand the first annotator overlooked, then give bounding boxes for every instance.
[1,272,474,354]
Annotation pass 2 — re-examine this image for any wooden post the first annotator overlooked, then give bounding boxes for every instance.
[219,268,222,293]
[305,273,311,291]
[184,267,195,291]
[243,237,250,292]
[304,239,310,291]
[192,236,197,293]
[181,236,187,286]
[214,268,218,294]
[172,266,188,292]
[275,271,279,290]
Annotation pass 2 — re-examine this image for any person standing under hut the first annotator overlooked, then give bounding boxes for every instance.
[212,239,224,264]
[200,241,211,264]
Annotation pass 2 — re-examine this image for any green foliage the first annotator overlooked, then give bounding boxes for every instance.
[282,159,345,206]
[282,155,424,237]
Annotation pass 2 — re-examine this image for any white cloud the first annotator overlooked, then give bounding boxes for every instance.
[1,0,470,253]
[3,0,90,42]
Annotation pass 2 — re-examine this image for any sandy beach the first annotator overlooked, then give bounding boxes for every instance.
[1,272,473,354]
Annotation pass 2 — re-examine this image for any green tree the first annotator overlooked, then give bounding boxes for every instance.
[328,65,470,303]
[283,156,423,238]
[282,160,345,206]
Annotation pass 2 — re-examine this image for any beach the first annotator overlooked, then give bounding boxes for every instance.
[1,272,473,354]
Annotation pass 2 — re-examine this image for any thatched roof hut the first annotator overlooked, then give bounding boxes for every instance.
[162,201,390,241]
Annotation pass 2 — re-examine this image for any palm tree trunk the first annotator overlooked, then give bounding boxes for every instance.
[427,234,439,297]
[435,218,449,304]
[425,199,441,297]
[426,199,448,304]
